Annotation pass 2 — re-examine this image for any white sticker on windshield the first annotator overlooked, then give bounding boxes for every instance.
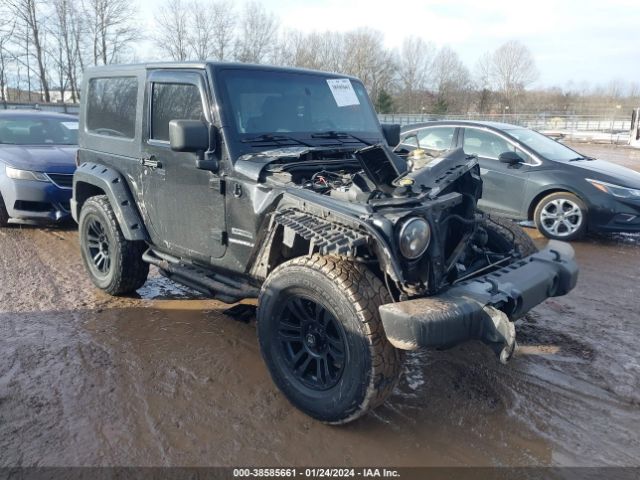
[327,79,360,107]
[61,121,79,130]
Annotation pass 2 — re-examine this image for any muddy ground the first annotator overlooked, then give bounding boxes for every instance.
[0,143,639,467]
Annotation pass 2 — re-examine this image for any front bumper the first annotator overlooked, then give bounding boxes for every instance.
[379,240,579,362]
[1,177,72,224]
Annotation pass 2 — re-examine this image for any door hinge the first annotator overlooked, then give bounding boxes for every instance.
[209,177,225,193]
[212,229,227,245]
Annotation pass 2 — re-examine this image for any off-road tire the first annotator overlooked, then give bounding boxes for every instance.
[483,214,538,257]
[0,194,9,227]
[534,192,587,241]
[78,195,149,295]
[257,255,403,424]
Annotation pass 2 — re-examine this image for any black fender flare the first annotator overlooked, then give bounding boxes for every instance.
[72,162,149,242]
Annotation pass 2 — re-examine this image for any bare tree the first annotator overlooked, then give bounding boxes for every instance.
[341,28,395,103]
[6,0,50,101]
[0,18,16,101]
[50,0,84,101]
[396,37,434,112]
[490,40,538,108]
[431,45,471,113]
[207,0,236,60]
[474,51,493,113]
[234,2,278,63]
[85,0,139,65]
[153,0,189,61]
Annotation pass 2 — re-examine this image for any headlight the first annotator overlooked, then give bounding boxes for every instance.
[5,166,50,182]
[587,179,640,199]
[398,217,431,259]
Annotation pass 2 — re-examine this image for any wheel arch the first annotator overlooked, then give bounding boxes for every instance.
[73,162,149,241]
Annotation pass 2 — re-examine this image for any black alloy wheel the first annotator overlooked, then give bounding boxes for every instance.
[277,295,347,391]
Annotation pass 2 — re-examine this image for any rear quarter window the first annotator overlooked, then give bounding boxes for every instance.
[86,77,138,139]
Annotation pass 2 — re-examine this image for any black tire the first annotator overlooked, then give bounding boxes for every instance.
[78,195,149,295]
[257,255,403,424]
[483,214,538,257]
[534,192,587,241]
[0,193,9,227]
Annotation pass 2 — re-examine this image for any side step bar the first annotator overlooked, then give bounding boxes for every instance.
[142,249,260,303]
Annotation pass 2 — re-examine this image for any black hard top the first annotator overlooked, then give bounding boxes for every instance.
[83,61,360,82]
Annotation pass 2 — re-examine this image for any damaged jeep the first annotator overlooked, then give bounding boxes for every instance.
[72,63,578,424]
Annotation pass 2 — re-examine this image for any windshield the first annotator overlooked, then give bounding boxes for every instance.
[507,128,580,161]
[219,69,381,138]
[0,115,78,145]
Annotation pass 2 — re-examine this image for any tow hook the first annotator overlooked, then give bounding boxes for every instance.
[483,305,517,364]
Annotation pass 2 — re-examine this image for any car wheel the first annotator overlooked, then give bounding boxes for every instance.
[0,194,9,227]
[482,214,538,257]
[534,192,587,241]
[78,195,149,295]
[257,254,403,424]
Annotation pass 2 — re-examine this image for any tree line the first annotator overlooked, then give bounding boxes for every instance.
[1,0,639,115]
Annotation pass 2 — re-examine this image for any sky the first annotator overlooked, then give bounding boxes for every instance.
[136,0,640,88]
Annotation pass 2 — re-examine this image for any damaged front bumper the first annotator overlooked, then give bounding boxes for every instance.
[379,240,579,363]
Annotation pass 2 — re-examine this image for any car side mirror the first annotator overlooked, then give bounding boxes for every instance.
[499,151,524,165]
[169,119,209,152]
[169,119,219,171]
[382,123,401,148]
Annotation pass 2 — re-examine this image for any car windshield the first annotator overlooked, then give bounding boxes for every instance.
[0,115,78,145]
[219,69,381,139]
[507,128,580,161]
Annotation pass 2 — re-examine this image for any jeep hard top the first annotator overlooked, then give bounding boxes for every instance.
[72,62,578,423]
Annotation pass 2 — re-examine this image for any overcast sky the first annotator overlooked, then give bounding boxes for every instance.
[137,0,640,88]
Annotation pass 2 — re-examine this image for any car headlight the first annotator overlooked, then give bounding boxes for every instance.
[5,166,50,182]
[398,217,431,259]
[587,179,640,199]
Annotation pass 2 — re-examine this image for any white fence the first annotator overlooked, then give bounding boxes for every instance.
[378,113,632,144]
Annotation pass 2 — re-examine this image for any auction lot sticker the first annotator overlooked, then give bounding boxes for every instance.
[327,79,360,107]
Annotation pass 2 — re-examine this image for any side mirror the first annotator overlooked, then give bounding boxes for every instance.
[169,119,210,153]
[382,123,401,148]
[499,151,524,165]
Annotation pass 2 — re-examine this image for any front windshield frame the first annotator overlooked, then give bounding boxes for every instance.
[215,67,384,153]
[0,114,79,146]
[506,127,583,161]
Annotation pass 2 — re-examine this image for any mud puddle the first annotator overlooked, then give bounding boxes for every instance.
[1,224,640,466]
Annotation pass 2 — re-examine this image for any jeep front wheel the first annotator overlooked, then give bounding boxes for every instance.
[78,195,149,295]
[257,255,403,424]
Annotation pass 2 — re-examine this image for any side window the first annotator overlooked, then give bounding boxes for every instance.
[463,129,512,159]
[401,133,418,147]
[416,127,455,151]
[151,83,204,142]
[87,77,138,138]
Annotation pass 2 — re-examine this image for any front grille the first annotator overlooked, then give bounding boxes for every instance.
[47,173,73,189]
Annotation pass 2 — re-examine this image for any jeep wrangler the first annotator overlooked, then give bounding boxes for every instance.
[72,62,578,424]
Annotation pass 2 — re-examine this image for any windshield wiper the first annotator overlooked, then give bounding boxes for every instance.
[241,134,312,147]
[568,155,595,162]
[311,131,372,146]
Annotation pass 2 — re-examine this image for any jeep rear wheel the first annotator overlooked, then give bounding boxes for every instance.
[257,255,403,424]
[79,195,149,295]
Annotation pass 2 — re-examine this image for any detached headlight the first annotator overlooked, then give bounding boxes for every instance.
[398,217,431,259]
[587,179,640,199]
[5,166,50,182]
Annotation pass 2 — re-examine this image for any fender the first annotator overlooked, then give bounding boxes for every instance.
[72,162,149,242]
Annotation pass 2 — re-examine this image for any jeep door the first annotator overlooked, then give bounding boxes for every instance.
[140,70,226,262]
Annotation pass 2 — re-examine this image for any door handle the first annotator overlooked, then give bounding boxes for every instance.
[140,156,163,169]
